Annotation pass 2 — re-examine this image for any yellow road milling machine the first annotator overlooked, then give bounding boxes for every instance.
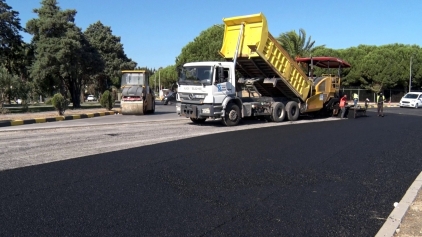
[120,70,156,115]
[176,13,351,126]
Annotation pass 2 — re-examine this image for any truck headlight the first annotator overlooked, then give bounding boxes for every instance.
[202,108,210,114]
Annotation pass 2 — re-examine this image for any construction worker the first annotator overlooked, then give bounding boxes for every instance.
[340,94,348,119]
[377,92,386,117]
[353,93,359,107]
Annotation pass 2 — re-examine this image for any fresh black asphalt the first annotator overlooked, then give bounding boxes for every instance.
[1,111,421,236]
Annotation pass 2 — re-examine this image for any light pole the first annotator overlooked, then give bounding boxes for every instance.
[409,55,413,92]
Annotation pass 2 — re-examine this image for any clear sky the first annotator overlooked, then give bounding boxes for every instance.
[8,0,422,69]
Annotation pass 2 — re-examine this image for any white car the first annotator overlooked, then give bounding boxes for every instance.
[87,95,97,102]
[399,92,422,108]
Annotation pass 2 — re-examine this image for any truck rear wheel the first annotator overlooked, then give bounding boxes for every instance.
[270,102,286,122]
[223,103,240,126]
[190,118,206,124]
[286,101,299,121]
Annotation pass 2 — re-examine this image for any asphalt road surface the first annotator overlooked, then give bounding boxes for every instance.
[0,109,421,236]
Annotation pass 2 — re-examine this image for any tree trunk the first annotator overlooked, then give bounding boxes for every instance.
[70,80,81,109]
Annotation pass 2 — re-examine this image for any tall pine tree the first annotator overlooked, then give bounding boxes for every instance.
[84,21,136,91]
[26,0,100,108]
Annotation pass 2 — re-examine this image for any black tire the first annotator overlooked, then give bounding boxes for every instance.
[286,101,300,121]
[190,118,206,124]
[150,99,155,113]
[270,102,286,122]
[223,103,240,126]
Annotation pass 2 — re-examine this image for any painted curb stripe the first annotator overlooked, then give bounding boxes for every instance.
[23,119,36,124]
[1,111,116,128]
[10,120,24,126]
[0,121,11,127]
[34,118,47,123]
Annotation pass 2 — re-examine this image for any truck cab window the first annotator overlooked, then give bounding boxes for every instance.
[215,68,229,84]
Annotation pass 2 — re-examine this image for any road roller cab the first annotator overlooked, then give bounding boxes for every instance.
[120,70,155,115]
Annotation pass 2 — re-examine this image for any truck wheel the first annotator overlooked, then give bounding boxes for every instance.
[223,103,240,126]
[190,118,206,124]
[286,101,299,121]
[270,102,286,122]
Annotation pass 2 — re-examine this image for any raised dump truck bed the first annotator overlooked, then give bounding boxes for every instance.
[220,13,312,102]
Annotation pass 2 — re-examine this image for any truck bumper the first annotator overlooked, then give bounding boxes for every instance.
[176,103,222,119]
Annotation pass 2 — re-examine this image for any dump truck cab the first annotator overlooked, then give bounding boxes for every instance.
[120,70,155,115]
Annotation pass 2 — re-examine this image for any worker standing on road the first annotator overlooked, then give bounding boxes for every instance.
[377,92,386,117]
[353,93,359,107]
[340,94,348,119]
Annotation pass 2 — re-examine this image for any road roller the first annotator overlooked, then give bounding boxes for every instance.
[120,70,155,115]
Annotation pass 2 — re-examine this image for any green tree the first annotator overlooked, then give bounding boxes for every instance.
[51,92,67,115]
[84,21,136,92]
[150,65,178,91]
[0,0,25,72]
[26,0,99,108]
[276,29,325,59]
[0,0,28,103]
[175,24,224,68]
[100,89,113,110]
[0,66,15,108]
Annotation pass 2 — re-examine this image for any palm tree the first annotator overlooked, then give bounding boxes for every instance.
[276,28,325,59]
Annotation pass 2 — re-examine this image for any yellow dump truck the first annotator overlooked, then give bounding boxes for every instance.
[120,70,155,115]
[176,13,350,126]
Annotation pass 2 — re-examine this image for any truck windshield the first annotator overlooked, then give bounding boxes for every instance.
[179,66,212,86]
[121,72,145,86]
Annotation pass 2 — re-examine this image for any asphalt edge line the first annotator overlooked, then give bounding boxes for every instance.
[375,171,422,237]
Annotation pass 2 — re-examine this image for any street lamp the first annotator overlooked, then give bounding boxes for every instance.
[409,55,413,92]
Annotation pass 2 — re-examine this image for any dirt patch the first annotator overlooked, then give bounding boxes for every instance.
[395,188,422,236]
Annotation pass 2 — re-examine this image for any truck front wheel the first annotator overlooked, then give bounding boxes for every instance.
[223,103,240,126]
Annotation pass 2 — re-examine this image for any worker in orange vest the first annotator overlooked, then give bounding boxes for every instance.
[340,94,348,119]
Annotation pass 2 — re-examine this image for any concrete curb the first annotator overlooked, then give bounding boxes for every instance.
[0,111,117,128]
[367,105,400,108]
[375,171,422,237]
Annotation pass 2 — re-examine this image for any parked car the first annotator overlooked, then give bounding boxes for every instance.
[87,95,97,102]
[399,92,422,108]
[16,99,22,104]
[162,92,177,105]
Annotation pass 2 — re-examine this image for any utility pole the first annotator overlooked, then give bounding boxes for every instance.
[409,56,413,92]
[159,70,161,93]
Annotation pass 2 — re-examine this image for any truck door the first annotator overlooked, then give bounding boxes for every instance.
[213,67,234,104]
